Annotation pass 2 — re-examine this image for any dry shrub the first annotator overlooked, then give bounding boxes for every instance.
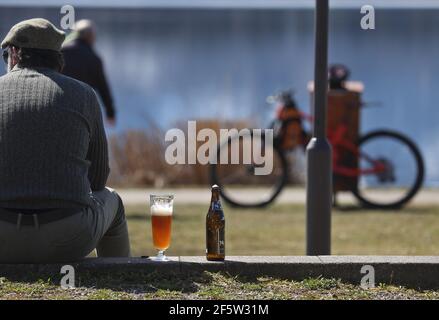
[108,119,252,187]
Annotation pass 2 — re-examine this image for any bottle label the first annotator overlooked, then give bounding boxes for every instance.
[211,200,222,211]
[206,214,225,257]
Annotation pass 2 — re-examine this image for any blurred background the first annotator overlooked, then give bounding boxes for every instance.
[2,0,439,256]
[1,0,438,187]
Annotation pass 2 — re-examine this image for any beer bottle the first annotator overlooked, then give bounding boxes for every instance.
[206,184,225,261]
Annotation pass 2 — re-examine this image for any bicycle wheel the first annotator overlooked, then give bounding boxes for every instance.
[209,131,288,208]
[351,130,424,209]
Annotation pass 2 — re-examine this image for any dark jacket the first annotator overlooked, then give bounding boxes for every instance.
[61,39,115,119]
[0,66,109,209]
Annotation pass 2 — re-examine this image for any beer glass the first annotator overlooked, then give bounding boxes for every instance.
[150,194,174,261]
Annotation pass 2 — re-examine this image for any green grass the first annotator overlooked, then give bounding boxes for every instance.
[126,203,439,256]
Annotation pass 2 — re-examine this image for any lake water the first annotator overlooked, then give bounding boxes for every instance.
[1,7,438,185]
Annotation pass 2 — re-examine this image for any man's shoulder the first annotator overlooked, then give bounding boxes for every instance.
[0,69,100,122]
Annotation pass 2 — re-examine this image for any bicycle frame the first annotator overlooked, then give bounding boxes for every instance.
[328,124,386,178]
[295,111,386,179]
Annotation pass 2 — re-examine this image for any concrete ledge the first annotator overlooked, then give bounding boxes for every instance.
[1,256,439,289]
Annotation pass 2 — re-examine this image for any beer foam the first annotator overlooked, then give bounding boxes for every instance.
[151,204,173,216]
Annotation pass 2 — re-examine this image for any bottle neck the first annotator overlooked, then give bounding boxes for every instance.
[210,189,222,211]
[211,189,220,202]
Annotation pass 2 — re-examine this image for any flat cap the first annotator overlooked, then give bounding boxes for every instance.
[1,18,65,51]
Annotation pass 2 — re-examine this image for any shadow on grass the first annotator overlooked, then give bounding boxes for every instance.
[1,268,268,296]
[1,269,212,295]
[0,257,296,295]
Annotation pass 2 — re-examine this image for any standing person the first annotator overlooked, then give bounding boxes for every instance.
[0,18,130,263]
[62,19,116,126]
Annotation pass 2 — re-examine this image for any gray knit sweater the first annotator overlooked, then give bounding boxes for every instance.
[0,66,109,209]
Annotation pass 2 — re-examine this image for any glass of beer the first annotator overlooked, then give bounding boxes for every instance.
[150,194,174,261]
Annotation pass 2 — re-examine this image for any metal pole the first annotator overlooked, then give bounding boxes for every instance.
[306,0,332,255]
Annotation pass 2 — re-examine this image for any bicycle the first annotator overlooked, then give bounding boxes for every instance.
[210,91,424,209]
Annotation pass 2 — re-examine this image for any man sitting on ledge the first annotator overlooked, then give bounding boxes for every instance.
[0,18,131,263]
